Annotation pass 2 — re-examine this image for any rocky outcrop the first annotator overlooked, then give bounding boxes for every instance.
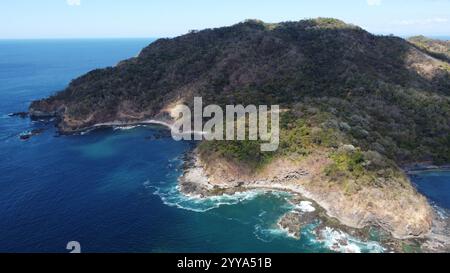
[27,18,449,245]
[29,19,450,138]
[180,151,434,240]
[29,99,65,119]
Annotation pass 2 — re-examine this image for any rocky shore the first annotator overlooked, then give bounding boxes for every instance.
[19,128,46,141]
[179,150,450,253]
[403,163,450,174]
[19,19,450,252]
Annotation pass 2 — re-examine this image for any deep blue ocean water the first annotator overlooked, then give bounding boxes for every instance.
[0,39,448,253]
[410,171,450,210]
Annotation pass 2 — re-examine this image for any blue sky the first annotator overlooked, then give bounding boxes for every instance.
[0,0,449,39]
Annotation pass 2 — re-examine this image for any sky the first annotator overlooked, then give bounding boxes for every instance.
[0,0,449,39]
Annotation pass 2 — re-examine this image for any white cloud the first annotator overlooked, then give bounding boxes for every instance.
[67,0,81,6]
[367,0,382,6]
[394,17,449,25]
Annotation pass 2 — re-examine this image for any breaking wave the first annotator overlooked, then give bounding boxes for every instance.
[306,226,385,253]
[145,182,266,213]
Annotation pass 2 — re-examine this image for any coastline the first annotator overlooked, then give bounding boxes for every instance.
[178,152,390,253]
[63,119,176,135]
[178,150,450,253]
[21,113,450,252]
[403,163,450,174]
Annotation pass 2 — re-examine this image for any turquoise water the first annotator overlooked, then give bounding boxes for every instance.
[0,39,445,253]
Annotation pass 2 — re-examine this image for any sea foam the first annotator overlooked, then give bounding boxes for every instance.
[295,201,316,213]
[146,182,266,213]
[310,226,385,253]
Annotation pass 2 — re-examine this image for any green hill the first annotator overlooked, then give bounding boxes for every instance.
[30,18,450,240]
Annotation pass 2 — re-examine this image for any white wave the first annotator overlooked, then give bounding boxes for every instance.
[113,125,140,131]
[253,224,291,243]
[282,198,316,213]
[431,203,449,220]
[255,218,385,253]
[168,156,183,164]
[295,201,316,213]
[313,227,385,253]
[258,210,267,217]
[79,128,96,136]
[146,182,265,213]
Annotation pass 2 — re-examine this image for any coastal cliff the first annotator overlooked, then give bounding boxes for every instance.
[30,19,450,243]
[180,151,433,240]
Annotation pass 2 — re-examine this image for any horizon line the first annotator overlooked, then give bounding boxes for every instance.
[0,37,161,40]
[0,34,449,41]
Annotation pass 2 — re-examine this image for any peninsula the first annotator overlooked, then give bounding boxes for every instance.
[29,19,450,250]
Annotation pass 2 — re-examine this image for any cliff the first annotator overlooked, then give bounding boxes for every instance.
[30,18,450,239]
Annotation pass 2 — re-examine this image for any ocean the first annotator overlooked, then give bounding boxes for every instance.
[410,171,450,210]
[429,36,450,41]
[0,39,448,253]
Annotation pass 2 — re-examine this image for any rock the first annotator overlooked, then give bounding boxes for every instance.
[340,144,356,152]
[278,212,303,239]
[19,134,31,140]
[277,199,321,240]
[8,112,28,118]
[19,128,46,141]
